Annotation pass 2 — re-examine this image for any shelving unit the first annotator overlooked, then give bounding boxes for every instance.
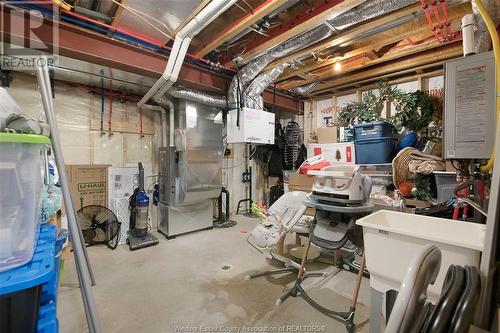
[0,224,64,333]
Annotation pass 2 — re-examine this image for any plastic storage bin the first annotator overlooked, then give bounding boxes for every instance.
[0,133,50,272]
[434,171,456,202]
[354,121,395,140]
[357,210,484,300]
[355,137,396,164]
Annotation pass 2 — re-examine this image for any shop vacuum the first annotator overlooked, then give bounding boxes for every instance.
[127,162,159,251]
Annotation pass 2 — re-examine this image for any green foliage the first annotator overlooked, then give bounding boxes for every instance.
[335,81,435,132]
[390,90,435,132]
[412,174,434,201]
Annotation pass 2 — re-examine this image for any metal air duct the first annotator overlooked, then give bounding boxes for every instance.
[472,0,500,53]
[244,62,289,109]
[161,85,227,108]
[293,82,319,95]
[230,0,418,107]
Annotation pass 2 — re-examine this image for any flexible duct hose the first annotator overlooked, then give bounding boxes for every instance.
[475,0,500,173]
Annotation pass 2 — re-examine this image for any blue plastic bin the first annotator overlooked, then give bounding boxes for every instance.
[354,121,395,140]
[355,137,397,164]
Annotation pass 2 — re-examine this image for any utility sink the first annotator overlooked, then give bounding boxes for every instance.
[357,210,485,300]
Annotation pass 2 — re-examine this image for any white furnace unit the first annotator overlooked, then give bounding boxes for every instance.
[227,107,275,144]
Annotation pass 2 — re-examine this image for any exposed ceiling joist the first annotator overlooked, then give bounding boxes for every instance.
[282,37,461,89]
[311,43,462,94]
[273,1,470,81]
[110,0,126,26]
[225,0,368,66]
[265,3,422,72]
[194,0,288,57]
[173,0,211,36]
[365,50,380,60]
[1,5,302,112]
[318,68,444,97]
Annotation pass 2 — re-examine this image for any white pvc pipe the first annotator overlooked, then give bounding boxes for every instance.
[462,14,475,56]
[142,104,167,146]
[166,99,175,147]
[137,0,237,107]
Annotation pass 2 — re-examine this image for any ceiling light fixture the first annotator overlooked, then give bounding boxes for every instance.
[334,62,342,72]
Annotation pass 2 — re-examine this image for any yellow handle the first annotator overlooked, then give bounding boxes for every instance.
[53,0,72,11]
[474,0,500,172]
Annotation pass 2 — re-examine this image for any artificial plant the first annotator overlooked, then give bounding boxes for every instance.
[335,81,436,133]
[390,90,435,133]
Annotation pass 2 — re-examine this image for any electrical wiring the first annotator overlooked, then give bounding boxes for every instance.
[235,3,248,13]
[109,0,173,40]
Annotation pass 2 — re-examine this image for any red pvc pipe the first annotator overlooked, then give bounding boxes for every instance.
[108,69,113,134]
[139,107,143,137]
[61,8,220,65]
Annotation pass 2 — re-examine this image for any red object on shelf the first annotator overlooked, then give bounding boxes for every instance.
[299,161,331,175]
[398,181,415,198]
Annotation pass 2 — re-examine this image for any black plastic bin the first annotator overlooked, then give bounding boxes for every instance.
[0,285,41,333]
[354,121,395,140]
[355,137,397,164]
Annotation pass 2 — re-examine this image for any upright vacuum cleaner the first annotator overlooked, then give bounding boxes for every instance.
[127,162,159,251]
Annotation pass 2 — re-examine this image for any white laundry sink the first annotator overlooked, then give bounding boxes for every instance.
[357,210,485,300]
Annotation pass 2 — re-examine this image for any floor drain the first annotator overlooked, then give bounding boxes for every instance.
[221,265,231,271]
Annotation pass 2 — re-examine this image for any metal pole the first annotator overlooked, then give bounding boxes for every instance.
[38,58,95,285]
[35,57,102,333]
[73,240,94,333]
[75,212,96,285]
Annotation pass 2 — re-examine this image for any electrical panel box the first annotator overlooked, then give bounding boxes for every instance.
[444,52,496,159]
[227,107,275,144]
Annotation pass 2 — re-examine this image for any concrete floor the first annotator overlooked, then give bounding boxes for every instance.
[58,216,371,333]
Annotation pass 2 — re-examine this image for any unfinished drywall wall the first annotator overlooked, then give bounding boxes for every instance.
[5,73,160,174]
[6,72,302,217]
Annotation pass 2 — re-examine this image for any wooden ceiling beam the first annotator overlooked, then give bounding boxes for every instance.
[193,0,288,57]
[271,1,470,80]
[281,36,459,89]
[111,0,126,26]
[365,50,380,60]
[266,3,422,71]
[315,69,444,98]
[173,0,211,36]
[310,43,462,94]
[225,0,368,66]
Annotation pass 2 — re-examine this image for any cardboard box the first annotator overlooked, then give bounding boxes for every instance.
[317,126,338,143]
[287,173,315,192]
[307,143,356,165]
[66,165,109,211]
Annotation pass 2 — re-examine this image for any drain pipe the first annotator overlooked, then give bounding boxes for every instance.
[142,104,167,146]
[137,0,237,107]
[165,99,175,147]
